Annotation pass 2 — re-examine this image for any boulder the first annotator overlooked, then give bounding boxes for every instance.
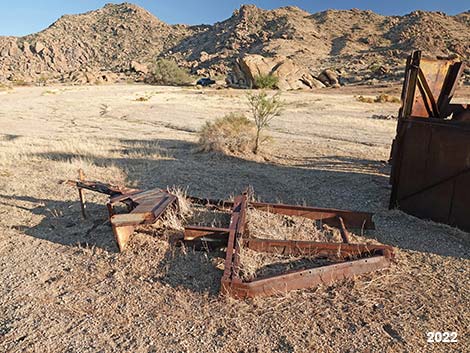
[34,42,45,55]
[130,60,148,75]
[300,73,326,88]
[317,69,340,87]
[227,54,325,90]
[66,70,116,84]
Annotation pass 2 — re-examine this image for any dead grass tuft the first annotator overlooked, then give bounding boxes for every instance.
[158,187,194,231]
[135,95,150,102]
[357,94,400,104]
[0,83,13,91]
[197,113,257,155]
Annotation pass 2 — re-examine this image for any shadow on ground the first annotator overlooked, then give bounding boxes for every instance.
[0,194,119,253]
[34,138,390,210]
[3,135,467,293]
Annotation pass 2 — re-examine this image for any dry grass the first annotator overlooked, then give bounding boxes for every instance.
[0,85,468,353]
[239,209,380,281]
[0,83,13,91]
[357,94,401,104]
[135,95,151,102]
[158,186,194,231]
[197,112,257,155]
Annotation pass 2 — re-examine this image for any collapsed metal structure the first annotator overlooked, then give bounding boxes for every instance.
[390,51,470,232]
[68,171,177,251]
[187,192,393,299]
[68,175,394,298]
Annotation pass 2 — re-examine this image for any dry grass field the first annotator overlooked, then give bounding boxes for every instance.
[0,84,469,352]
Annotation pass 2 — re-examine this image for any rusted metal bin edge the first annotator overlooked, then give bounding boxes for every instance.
[389,115,470,239]
[399,116,470,130]
[221,255,392,299]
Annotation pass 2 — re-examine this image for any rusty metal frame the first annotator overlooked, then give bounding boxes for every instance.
[67,173,394,297]
[67,171,177,251]
[185,192,394,299]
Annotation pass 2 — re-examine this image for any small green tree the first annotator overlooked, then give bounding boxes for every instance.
[247,92,283,154]
[253,74,279,89]
[146,58,191,86]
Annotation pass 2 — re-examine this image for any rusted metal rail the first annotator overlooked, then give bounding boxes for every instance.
[186,192,394,299]
[390,51,470,234]
[189,196,375,230]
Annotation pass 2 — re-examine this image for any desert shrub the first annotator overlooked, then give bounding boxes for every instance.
[146,58,191,86]
[0,83,12,91]
[247,92,283,154]
[356,95,375,103]
[37,74,48,86]
[375,93,400,103]
[11,79,30,87]
[253,74,279,89]
[357,94,400,104]
[198,113,257,154]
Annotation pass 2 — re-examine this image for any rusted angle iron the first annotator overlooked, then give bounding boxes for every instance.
[188,196,375,230]
[186,192,393,299]
[67,170,177,251]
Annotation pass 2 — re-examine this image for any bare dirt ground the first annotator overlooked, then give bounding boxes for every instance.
[0,84,469,352]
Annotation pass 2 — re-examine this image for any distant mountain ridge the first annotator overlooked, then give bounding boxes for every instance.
[0,3,469,84]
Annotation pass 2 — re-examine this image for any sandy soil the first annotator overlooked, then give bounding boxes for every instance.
[0,84,468,352]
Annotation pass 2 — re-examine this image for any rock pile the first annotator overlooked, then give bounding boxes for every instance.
[227,54,326,90]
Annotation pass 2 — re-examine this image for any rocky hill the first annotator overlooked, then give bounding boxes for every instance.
[0,3,469,85]
[0,3,192,82]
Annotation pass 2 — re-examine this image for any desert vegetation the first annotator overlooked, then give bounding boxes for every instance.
[198,113,257,154]
[356,94,401,104]
[247,92,283,154]
[197,92,283,155]
[253,74,279,89]
[146,58,192,86]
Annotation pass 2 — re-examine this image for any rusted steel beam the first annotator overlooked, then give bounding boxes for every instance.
[183,225,229,241]
[220,193,248,295]
[67,179,139,197]
[225,255,392,299]
[338,217,351,243]
[250,202,374,230]
[189,196,375,230]
[78,169,87,219]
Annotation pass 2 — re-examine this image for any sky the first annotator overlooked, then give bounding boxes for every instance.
[0,0,469,36]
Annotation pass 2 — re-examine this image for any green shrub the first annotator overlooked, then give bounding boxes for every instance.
[198,113,257,154]
[253,74,279,89]
[247,92,283,154]
[146,58,191,86]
